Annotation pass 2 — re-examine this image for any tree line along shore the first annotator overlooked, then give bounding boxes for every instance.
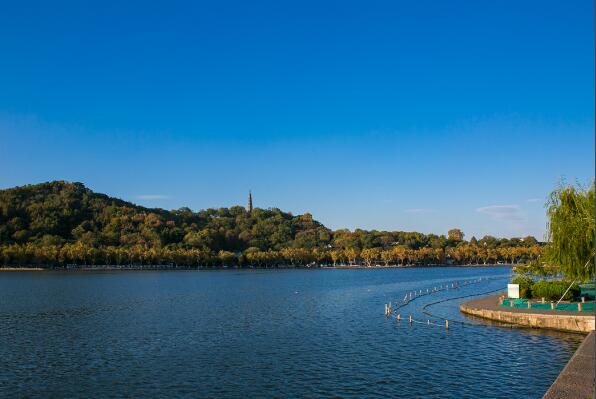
[0,181,542,269]
[0,243,536,269]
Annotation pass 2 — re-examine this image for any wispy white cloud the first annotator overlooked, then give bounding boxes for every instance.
[526,198,541,203]
[404,208,434,214]
[137,194,171,200]
[476,205,525,222]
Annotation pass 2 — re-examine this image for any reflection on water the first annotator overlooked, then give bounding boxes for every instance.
[0,267,584,398]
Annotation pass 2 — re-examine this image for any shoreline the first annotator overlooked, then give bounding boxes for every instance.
[0,267,44,271]
[324,263,512,269]
[0,263,514,272]
[460,294,595,333]
[461,295,595,398]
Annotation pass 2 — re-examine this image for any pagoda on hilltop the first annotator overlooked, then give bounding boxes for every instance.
[247,190,253,213]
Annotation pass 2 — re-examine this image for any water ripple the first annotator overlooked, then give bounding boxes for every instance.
[0,268,583,398]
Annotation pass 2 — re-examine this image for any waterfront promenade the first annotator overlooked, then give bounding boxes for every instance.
[460,294,595,333]
[461,295,595,399]
[543,331,594,399]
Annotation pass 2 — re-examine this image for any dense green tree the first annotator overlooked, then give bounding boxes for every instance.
[0,181,543,268]
[544,183,594,281]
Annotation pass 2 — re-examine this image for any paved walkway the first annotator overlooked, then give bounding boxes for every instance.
[543,331,595,399]
[465,294,590,316]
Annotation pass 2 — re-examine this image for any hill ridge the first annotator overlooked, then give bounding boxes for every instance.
[0,181,542,267]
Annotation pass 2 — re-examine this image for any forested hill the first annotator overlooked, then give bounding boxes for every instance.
[0,181,542,268]
[0,181,330,251]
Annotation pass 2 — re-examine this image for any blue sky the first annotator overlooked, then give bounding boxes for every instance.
[0,1,593,239]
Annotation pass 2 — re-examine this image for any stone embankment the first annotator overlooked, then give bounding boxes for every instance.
[460,294,595,333]
[460,295,595,399]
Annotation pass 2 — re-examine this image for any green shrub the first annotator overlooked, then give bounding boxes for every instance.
[511,275,534,298]
[531,280,580,301]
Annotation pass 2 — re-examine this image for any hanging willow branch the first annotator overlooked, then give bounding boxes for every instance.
[545,182,595,281]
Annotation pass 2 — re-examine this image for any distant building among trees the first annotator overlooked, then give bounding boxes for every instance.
[0,181,544,268]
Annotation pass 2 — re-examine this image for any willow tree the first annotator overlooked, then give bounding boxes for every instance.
[545,183,595,281]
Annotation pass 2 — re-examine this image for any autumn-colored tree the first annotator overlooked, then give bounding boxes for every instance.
[0,181,545,269]
[447,228,464,242]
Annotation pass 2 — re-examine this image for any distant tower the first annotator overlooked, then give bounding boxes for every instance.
[247,190,253,213]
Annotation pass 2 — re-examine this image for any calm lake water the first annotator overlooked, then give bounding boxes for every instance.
[0,267,584,398]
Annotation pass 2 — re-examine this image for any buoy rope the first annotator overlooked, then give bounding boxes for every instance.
[420,287,506,327]
[386,275,522,329]
[390,276,506,312]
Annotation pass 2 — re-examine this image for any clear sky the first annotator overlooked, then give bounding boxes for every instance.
[0,0,593,240]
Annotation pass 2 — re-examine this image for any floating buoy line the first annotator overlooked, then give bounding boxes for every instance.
[420,287,505,327]
[383,276,509,330]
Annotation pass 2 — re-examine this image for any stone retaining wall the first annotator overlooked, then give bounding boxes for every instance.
[460,300,595,333]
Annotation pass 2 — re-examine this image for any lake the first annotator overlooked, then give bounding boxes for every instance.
[0,267,584,398]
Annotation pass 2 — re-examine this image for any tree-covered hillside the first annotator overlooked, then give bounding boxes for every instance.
[0,181,542,268]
